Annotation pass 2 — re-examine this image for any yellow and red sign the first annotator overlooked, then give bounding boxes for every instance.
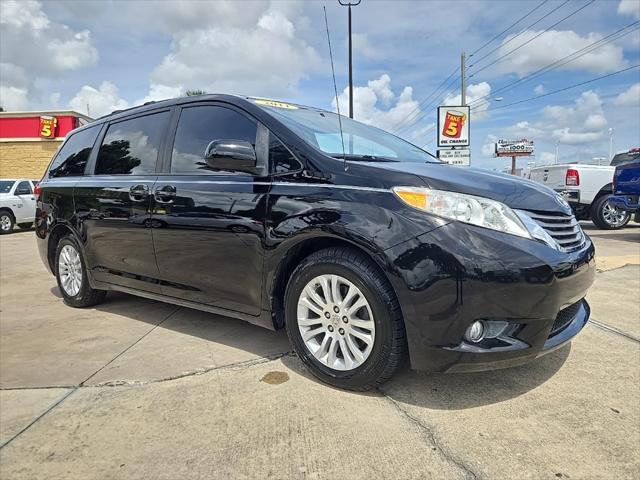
[437,106,470,147]
[39,116,57,138]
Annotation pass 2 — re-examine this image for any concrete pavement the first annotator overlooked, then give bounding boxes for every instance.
[0,225,638,479]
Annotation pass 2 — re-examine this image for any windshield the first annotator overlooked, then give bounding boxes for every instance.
[253,99,439,163]
[0,181,15,194]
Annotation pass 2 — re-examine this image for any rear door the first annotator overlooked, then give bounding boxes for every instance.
[150,103,269,314]
[74,109,171,293]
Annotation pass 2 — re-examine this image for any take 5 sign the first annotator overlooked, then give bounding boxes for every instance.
[39,116,58,138]
[438,106,470,147]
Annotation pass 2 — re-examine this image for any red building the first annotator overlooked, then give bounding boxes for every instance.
[0,110,93,179]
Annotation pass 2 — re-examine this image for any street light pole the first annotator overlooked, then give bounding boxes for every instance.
[555,140,559,165]
[608,127,614,161]
[339,0,361,119]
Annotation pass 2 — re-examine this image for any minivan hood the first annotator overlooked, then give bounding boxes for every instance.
[365,162,572,214]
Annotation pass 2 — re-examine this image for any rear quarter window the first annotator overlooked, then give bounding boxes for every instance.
[48,125,100,178]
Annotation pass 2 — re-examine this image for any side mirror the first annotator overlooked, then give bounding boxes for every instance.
[204,139,257,172]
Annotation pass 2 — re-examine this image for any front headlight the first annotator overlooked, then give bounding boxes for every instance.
[392,186,531,239]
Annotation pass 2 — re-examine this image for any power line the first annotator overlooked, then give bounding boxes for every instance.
[469,0,550,57]
[469,0,597,78]
[391,66,459,134]
[393,73,460,135]
[468,21,640,107]
[468,0,571,69]
[470,64,640,112]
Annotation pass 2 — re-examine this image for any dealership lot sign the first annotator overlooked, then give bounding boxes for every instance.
[495,139,534,157]
[438,106,470,147]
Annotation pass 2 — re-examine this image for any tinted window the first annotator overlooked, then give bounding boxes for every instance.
[48,125,100,177]
[96,111,169,175]
[15,181,32,194]
[270,135,302,174]
[171,106,257,174]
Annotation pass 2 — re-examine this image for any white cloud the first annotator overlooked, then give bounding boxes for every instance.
[332,74,421,133]
[481,134,498,157]
[0,0,98,109]
[534,84,545,95]
[537,152,556,165]
[618,0,640,19]
[148,6,321,99]
[137,84,184,105]
[502,91,609,147]
[0,84,28,111]
[352,33,381,59]
[69,82,129,118]
[613,83,640,106]
[496,30,627,77]
[443,82,492,120]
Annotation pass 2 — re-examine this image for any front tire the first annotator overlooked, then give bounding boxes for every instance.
[0,212,14,234]
[55,236,106,307]
[284,247,407,391]
[591,194,630,230]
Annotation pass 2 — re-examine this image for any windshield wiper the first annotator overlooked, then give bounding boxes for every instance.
[329,154,398,162]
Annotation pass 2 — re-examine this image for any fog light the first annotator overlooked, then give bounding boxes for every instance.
[465,321,485,343]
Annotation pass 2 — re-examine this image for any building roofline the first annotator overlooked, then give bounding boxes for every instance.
[0,110,93,122]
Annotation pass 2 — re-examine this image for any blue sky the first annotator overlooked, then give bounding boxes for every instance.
[1,0,639,171]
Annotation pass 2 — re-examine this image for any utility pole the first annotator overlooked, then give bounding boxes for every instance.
[339,0,361,119]
[555,140,559,165]
[461,52,466,106]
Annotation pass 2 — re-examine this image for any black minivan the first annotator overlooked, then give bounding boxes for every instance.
[36,95,595,390]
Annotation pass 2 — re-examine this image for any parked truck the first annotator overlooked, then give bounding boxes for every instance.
[529,148,640,229]
[610,157,640,222]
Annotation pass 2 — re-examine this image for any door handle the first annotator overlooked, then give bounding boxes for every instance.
[154,185,176,204]
[129,184,149,202]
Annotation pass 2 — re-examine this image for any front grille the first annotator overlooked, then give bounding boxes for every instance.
[526,211,585,251]
[550,300,582,336]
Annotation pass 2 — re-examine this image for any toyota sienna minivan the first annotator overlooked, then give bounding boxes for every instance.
[35,94,595,390]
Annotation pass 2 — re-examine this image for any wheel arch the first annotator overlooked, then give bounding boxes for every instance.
[0,207,15,220]
[268,234,401,330]
[46,223,77,273]
[594,183,613,202]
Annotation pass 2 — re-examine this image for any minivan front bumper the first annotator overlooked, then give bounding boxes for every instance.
[384,221,596,372]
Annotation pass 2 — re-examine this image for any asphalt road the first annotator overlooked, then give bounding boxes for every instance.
[1,224,638,479]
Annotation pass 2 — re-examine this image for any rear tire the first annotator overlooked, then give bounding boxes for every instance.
[0,212,14,234]
[284,247,407,391]
[591,194,630,230]
[55,236,107,308]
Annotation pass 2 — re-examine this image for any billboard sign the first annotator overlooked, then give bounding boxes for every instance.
[495,139,534,157]
[438,106,470,147]
[438,148,470,166]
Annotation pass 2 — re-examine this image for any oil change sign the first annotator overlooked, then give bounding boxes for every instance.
[437,106,470,148]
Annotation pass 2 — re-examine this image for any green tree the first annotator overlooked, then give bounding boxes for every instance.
[185,90,206,96]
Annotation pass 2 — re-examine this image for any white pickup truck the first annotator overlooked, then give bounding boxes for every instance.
[0,179,38,234]
[529,149,640,229]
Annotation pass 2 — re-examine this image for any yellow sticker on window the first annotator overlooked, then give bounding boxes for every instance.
[254,99,298,109]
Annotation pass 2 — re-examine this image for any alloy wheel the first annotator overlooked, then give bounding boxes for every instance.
[297,274,375,371]
[0,215,11,232]
[602,200,628,227]
[58,244,82,296]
